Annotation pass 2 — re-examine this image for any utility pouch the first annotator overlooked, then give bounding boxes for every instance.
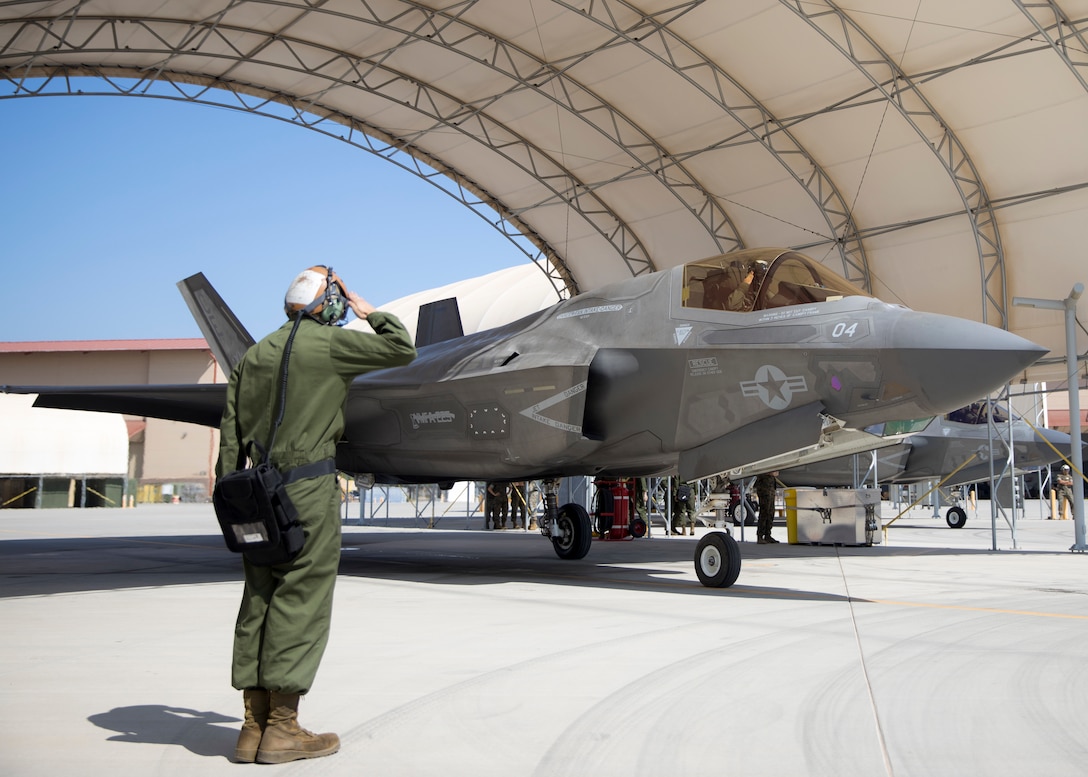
[212,441,308,567]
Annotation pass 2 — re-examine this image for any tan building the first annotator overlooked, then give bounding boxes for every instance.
[1044,389,1088,435]
[0,339,223,504]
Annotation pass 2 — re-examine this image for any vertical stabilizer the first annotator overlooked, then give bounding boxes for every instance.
[177,273,256,372]
[415,297,465,348]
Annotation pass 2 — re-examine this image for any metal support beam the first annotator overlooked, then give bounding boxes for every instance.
[1014,283,1086,550]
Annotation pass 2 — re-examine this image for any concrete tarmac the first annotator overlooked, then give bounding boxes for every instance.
[1,501,1086,776]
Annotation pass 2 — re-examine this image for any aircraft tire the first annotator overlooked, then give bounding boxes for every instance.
[729,503,745,526]
[694,531,741,588]
[730,502,757,526]
[946,506,968,529]
[552,503,593,560]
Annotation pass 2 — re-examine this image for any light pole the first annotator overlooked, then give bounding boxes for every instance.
[1013,283,1085,551]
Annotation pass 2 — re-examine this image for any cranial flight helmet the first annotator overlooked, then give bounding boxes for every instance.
[284,265,348,324]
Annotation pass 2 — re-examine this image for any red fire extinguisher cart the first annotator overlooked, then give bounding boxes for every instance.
[592,478,647,540]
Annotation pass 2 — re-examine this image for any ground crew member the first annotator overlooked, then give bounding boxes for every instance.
[755,471,779,543]
[1055,464,1075,520]
[671,479,696,535]
[486,481,509,529]
[632,477,649,534]
[217,265,416,764]
[509,481,528,529]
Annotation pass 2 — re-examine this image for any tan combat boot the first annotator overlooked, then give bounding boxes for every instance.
[256,692,340,764]
[234,688,270,763]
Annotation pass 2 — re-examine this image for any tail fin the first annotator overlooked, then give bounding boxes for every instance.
[415,297,465,348]
[177,273,256,372]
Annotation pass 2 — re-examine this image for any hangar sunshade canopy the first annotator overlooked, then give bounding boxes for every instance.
[2,0,1086,383]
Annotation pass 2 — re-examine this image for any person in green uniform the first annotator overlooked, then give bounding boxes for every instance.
[509,481,528,529]
[754,471,780,544]
[671,480,695,535]
[485,481,509,529]
[1055,464,1075,520]
[217,265,416,764]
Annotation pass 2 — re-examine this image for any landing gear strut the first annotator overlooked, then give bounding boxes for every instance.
[539,478,593,559]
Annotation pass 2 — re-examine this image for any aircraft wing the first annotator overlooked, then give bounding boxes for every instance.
[718,417,915,481]
[3,385,226,428]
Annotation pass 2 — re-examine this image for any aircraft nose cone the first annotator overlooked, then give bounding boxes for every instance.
[890,312,1047,415]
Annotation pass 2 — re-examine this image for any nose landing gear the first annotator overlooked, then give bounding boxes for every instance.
[694,531,742,587]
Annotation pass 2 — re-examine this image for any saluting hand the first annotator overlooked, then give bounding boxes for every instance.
[346,290,375,320]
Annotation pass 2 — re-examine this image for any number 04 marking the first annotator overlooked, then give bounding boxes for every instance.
[832,322,859,338]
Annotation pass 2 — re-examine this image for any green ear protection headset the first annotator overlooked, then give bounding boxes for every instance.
[302,266,347,325]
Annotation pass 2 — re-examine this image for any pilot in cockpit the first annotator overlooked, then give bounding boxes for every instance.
[702,259,768,312]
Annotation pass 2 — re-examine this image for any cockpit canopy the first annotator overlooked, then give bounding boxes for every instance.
[681,248,871,313]
[944,402,1010,425]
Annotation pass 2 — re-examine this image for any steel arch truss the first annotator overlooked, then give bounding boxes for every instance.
[552,0,872,291]
[1014,1,1088,96]
[0,0,768,292]
[780,0,1008,328]
[0,9,637,294]
[0,68,574,298]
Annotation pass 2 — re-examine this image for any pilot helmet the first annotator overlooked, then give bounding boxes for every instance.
[284,265,348,324]
[749,260,769,279]
[1062,464,1071,472]
[726,259,749,282]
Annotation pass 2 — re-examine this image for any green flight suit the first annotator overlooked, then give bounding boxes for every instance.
[217,311,416,694]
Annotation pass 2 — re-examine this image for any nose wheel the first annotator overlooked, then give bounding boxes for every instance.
[946,506,968,528]
[694,531,741,587]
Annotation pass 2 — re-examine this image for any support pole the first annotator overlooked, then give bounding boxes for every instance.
[1014,283,1085,551]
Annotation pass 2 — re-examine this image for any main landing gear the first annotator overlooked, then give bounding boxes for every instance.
[539,478,593,560]
[538,478,742,586]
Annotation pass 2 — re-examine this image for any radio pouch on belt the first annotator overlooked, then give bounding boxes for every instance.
[213,440,307,566]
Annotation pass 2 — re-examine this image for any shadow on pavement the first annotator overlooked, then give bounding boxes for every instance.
[87,704,239,761]
[0,524,1063,600]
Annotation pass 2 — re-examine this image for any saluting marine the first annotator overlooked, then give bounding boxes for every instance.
[218,265,416,763]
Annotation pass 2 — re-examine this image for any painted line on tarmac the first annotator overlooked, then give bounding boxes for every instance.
[863,598,1088,621]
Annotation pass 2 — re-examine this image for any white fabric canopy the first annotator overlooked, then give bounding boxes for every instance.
[2,0,1086,382]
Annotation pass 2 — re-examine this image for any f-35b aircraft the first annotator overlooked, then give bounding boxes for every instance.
[776,401,1078,527]
[5,248,1047,587]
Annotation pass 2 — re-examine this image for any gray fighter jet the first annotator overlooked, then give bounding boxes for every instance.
[5,248,1046,587]
[775,401,1078,527]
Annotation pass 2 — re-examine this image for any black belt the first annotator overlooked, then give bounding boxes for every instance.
[282,459,337,484]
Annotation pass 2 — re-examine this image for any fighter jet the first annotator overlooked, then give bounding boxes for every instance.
[775,401,1078,527]
[4,248,1046,587]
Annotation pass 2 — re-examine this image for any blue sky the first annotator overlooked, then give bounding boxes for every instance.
[1,95,527,342]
